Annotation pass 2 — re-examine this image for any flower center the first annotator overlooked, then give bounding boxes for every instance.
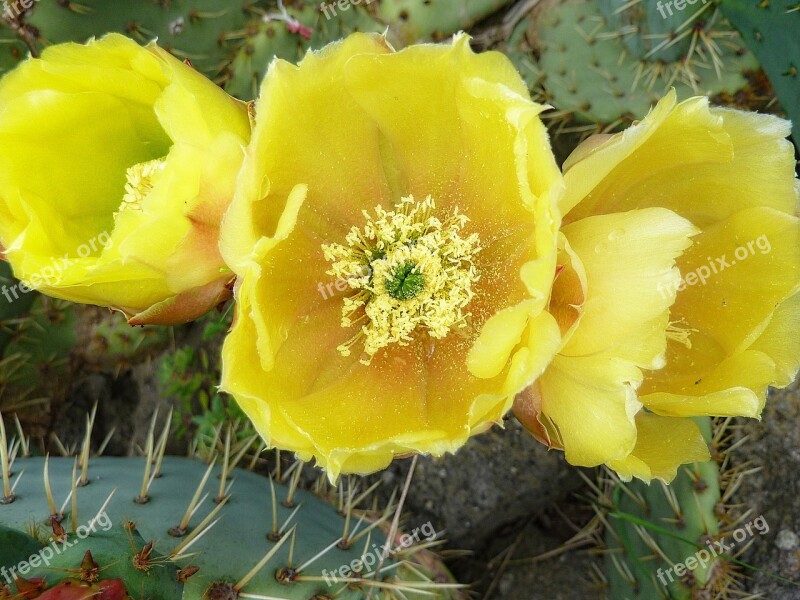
[323,195,480,364]
[385,260,425,301]
[118,158,167,213]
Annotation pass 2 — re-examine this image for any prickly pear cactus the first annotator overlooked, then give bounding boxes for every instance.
[81,312,169,372]
[0,26,27,74]
[0,285,76,404]
[596,0,706,63]
[719,0,800,141]
[515,0,759,130]
[224,2,386,101]
[2,0,533,102]
[0,261,37,355]
[0,414,462,600]
[601,418,742,599]
[23,0,260,79]
[3,0,389,101]
[375,0,517,43]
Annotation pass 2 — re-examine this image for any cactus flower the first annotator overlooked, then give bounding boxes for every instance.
[515,91,800,482]
[220,33,564,478]
[0,34,250,324]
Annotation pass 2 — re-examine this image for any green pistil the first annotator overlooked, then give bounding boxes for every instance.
[385,261,425,301]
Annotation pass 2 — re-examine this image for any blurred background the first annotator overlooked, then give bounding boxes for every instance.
[1,1,798,598]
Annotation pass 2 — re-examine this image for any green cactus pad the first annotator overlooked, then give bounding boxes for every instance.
[0,25,27,75]
[376,0,517,43]
[719,0,800,140]
[23,0,260,79]
[0,296,76,400]
[603,418,736,599]
[0,455,455,599]
[0,525,41,570]
[522,0,758,127]
[596,0,715,63]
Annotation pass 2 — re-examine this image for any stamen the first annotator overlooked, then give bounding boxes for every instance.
[666,322,697,349]
[119,158,167,213]
[323,195,480,364]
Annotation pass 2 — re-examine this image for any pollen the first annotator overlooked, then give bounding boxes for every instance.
[322,195,480,364]
[119,158,167,213]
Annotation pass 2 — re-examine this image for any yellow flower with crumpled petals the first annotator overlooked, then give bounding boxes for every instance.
[219,33,564,479]
[515,91,800,482]
[0,34,250,324]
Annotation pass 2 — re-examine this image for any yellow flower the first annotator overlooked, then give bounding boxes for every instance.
[514,91,800,482]
[0,34,250,324]
[220,33,564,479]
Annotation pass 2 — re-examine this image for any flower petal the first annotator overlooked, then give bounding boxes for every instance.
[639,206,800,416]
[538,353,642,466]
[607,414,710,483]
[467,300,536,380]
[562,93,797,225]
[128,276,232,326]
[560,207,698,368]
[749,291,800,388]
[219,33,395,270]
[343,34,560,239]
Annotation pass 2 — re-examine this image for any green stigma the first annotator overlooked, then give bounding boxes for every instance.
[385,261,425,301]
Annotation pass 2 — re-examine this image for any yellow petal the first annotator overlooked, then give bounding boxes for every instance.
[559,91,799,431]
[538,353,642,466]
[562,93,797,225]
[471,310,563,424]
[149,42,250,147]
[560,207,698,368]
[467,300,536,379]
[607,414,710,483]
[0,91,170,248]
[748,292,800,388]
[561,90,678,217]
[0,33,168,102]
[219,33,396,272]
[639,207,800,415]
